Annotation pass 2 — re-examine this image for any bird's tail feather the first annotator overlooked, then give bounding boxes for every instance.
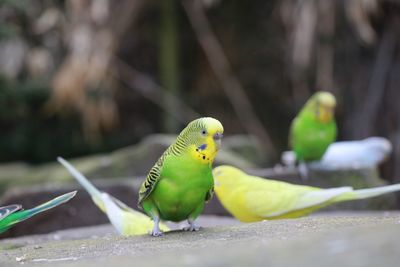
[100,193,125,234]
[24,191,77,218]
[57,157,106,212]
[336,183,400,202]
[58,157,128,233]
[0,191,76,232]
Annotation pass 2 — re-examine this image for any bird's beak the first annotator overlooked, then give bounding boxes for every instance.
[318,106,334,123]
[213,133,223,150]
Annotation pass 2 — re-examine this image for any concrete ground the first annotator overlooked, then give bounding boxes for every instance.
[1,212,400,267]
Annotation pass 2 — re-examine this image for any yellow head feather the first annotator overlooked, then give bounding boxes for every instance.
[312,91,336,108]
[304,91,336,123]
[186,117,224,165]
[195,117,224,135]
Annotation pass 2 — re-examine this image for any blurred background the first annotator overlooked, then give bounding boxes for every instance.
[1,0,400,222]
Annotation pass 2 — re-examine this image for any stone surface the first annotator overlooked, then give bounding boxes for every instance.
[0,213,400,267]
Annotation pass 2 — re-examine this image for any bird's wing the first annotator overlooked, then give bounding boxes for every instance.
[288,117,298,149]
[244,180,352,218]
[138,155,166,206]
[205,187,214,202]
[0,205,22,221]
[58,157,106,212]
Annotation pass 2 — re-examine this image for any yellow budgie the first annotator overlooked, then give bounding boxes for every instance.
[58,157,169,236]
[213,165,400,222]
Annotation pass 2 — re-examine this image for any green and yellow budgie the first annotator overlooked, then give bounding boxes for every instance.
[213,165,400,222]
[138,117,224,236]
[58,157,169,236]
[0,191,76,234]
[290,91,337,162]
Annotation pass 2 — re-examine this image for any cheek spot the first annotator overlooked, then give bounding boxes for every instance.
[198,144,207,151]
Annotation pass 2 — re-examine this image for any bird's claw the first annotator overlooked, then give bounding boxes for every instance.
[183,224,200,232]
[298,162,309,181]
[149,230,164,237]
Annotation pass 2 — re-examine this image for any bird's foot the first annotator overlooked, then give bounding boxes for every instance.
[149,229,164,237]
[183,223,200,232]
[298,162,309,181]
[149,215,163,236]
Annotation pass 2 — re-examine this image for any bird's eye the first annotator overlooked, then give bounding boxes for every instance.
[201,130,207,135]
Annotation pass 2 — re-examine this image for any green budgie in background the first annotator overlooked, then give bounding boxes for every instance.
[138,117,224,236]
[290,91,337,162]
[0,191,76,234]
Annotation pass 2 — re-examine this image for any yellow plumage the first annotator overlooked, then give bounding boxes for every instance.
[213,165,400,222]
[58,157,169,236]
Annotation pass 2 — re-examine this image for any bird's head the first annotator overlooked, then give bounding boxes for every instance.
[305,91,336,123]
[212,165,243,193]
[180,117,224,165]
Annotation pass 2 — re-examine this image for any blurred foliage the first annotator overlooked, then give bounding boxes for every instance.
[0,0,28,33]
[0,75,137,163]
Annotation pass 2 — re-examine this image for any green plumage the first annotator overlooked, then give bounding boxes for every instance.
[138,117,223,234]
[142,155,213,222]
[290,92,337,162]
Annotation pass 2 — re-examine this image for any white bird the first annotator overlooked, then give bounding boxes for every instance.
[313,137,392,170]
[282,137,392,170]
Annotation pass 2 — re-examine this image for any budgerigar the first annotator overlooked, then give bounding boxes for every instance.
[317,137,392,169]
[138,117,223,236]
[289,91,337,162]
[0,191,76,234]
[213,165,400,222]
[58,157,169,236]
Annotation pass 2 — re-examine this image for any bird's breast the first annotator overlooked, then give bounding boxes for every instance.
[151,162,213,221]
